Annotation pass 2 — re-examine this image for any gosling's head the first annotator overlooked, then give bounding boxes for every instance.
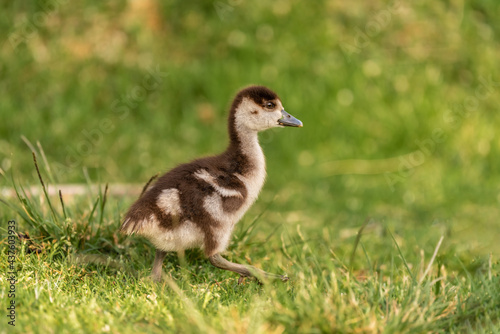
[230,86,303,133]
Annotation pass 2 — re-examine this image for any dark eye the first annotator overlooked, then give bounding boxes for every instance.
[265,102,275,109]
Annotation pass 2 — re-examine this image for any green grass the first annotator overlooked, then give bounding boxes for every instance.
[1,169,499,333]
[1,0,500,332]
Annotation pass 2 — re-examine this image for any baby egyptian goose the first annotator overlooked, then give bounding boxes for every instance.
[121,85,302,283]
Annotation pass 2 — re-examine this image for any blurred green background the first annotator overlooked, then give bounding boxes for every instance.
[1,0,499,255]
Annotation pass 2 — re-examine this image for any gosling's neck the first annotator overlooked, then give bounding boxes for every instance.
[226,117,265,176]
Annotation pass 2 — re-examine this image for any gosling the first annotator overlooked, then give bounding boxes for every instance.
[121,85,302,283]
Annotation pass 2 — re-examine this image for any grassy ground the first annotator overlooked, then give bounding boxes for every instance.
[1,0,500,333]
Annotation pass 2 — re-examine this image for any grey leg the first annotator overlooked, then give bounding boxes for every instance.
[208,253,288,283]
[151,250,167,282]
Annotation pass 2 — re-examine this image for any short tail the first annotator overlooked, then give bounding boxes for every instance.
[120,174,159,235]
[120,217,135,235]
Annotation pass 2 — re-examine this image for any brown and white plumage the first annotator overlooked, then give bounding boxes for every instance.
[121,85,302,282]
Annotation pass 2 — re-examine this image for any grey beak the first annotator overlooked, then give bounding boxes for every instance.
[278,110,303,127]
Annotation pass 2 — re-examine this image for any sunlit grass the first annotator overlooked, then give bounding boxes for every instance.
[1,156,499,333]
[1,0,500,332]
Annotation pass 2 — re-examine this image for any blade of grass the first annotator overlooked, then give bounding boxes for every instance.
[21,135,37,155]
[32,152,59,222]
[236,196,275,245]
[11,177,41,229]
[0,197,31,226]
[87,196,100,233]
[263,222,284,243]
[455,255,473,281]
[488,253,492,281]
[388,228,416,284]
[83,167,94,207]
[1,176,34,224]
[349,217,371,269]
[59,190,67,219]
[360,241,373,275]
[140,173,159,197]
[10,173,63,237]
[37,140,56,184]
[434,260,442,296]
[98,183,109,227]
[419,236,444,284]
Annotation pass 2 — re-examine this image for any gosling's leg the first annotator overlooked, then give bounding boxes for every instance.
[151,250,167,282]
[208,253,288,283]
